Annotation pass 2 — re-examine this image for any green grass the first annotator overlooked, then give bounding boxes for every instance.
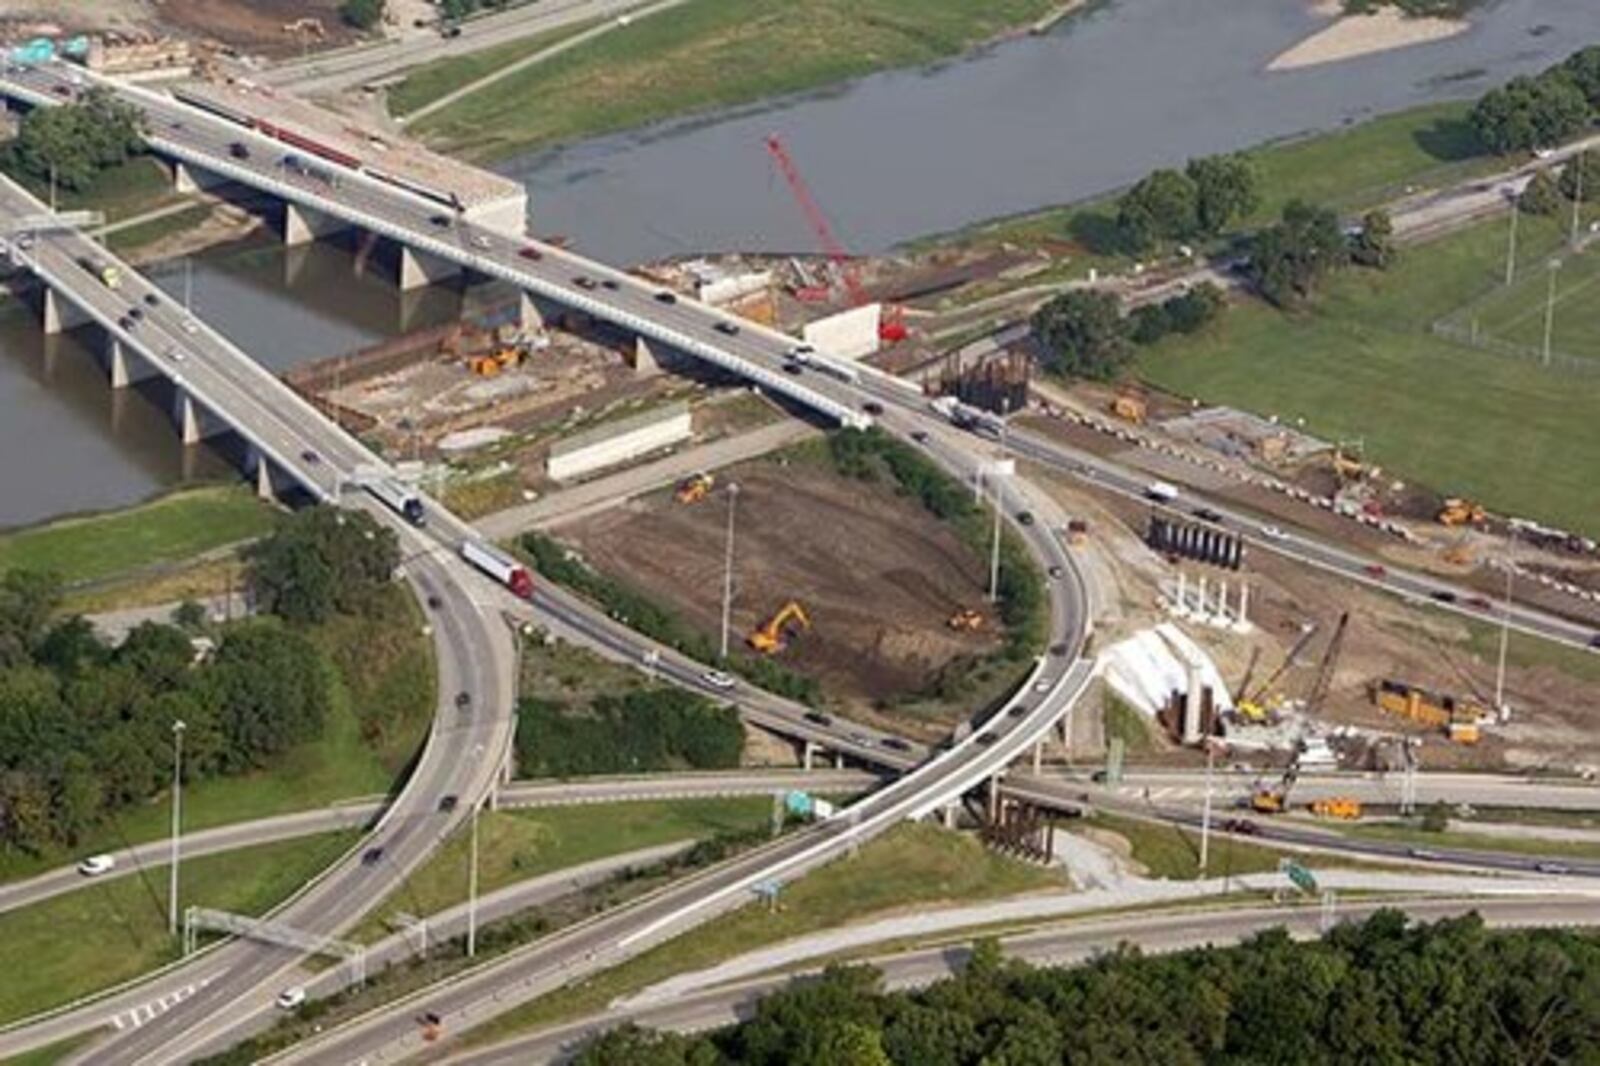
[1339,821,1600,861]
[106,204,214,255]
[1102,694,1154,754]
[3,1033,97,1066]
[1135,210,1600,535]
[1080,812,1295,881]
[412,0,1064,159]
[0,831,357,1025]
[388,20,602,117]
[354,797,771,941]
[521,632,647,706]
[464,822,1063,1046]
[0,485,276,587]
[935,101,1492,262]
[0,588,434,885]
[1455,237,1600,363]
[1,155,182,223]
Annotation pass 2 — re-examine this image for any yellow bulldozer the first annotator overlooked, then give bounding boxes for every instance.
[947,607,985,632]
[1437,497,1486,527]
[676,472,715,505]
[1310,797,1363,820]
[465,347,525,378]
[749,601,811,655]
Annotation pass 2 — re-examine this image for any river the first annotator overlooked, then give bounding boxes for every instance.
[5,0,1600,529]
[501,0,1600,264]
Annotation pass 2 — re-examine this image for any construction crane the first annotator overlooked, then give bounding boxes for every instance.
[762,134,907,342]
[1250,765,1299,814]
[1235,622,1318,723]
[1304,612,1349,718]
[749,601,811,655]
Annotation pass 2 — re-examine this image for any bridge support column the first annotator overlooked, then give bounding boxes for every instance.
[941,802,958,829]
[631,335,661,377]
[283,203,347,248]
[987,775,1000,824]
[41,285,65,335]
[833,749,844,770]
[397,245,463,292]
[517,292,544,334]
[1032,740,1043,776]
[255,452,275,500]
[178,390,202,446]
[801,741,816,771]
[106,336,130,389]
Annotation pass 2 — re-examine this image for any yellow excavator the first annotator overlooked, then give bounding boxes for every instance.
[676,472,715,504]
[749,601,811,655]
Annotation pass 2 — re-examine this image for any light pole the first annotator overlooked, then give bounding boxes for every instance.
[1198,738,1215,877]
[1542,258,1562,366]
[1494,531,1515,712]
[182,256,193,313]
[1571,149,1585,247]
[987,412,1009,604]
[168,719,186,935]
[466,797,480,958]
[1504,193,1519,286]
[719,483,740,660]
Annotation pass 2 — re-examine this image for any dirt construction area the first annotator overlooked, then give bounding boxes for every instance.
[562,456,1003,715]
[0,1,364,56]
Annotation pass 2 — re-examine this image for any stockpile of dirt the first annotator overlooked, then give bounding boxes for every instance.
[563,461,1002,707]
[158,0,362,55]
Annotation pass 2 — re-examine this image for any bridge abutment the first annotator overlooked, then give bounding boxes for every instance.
[283,202,348,248]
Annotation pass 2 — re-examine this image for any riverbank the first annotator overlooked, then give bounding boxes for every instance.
[407,0,1073,161]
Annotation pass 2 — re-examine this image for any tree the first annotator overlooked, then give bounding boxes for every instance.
[1031,290,1131,379]
[2,88,144,192]
[172,600,209,632]
[1164,282,1226,333]
[339,0,386,30]
[1117,169,1199,251]
[1557,151,1599,203]
[1187,153,1260,235]
[1562,45,1600,109]
[246,506,399,625]
[1420,800,1450,832]
[0,569,61,667]
[1348,208,1395,269]
[1520,168,1562,215]
[1470,73,1589,155]
[1248,200,1349,307]
[1129,303,1172,345]
[203,622,329,768]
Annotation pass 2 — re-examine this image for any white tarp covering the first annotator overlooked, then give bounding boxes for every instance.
[802,303,881,361]
[1097,623,1234,719]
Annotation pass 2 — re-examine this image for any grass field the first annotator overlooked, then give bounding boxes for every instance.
[388,20,601,117]
[0,485,276,587]
[1448,235,1600,364]
[410,0,1063,159]
[1,156,182,223]
[5,1035,95,1066]
[1136,210,1600,534]
[0,588,434,885]
[464,822,1063,1046]
[355,797,770,941]
[0,831,357,1024]
[1338,821,1600,861]
[106,204,215,255]
[937,100,1492,263]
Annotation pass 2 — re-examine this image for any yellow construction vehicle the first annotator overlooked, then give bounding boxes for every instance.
[1442,542,1475,567]
[1374,679,1486,744]
[675,472,715,504]
[1234,623,1319,725]
[1110,392,1147,424]
[1250,766,1298,814]
[749,601,811,655]
[947,607,985,632]
[1437,497,1486,527]
[465,347,525,377]
[1310,797,1363,820]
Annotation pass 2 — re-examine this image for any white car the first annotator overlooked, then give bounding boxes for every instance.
[275,986,306,1010]
[471,235,491,250]
[77,854,115,877]
[700,670,736,690]
[1259,524,1287,540]
[181,317,198,334]
[1033,678,1051,693]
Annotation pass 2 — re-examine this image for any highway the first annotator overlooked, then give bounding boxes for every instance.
[456,894,1600,1064]
[0,178,519,1065]
[1,61,1595,1064]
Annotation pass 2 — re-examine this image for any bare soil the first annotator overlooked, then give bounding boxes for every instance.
[0,0,364,56]
[561,456,1003,713]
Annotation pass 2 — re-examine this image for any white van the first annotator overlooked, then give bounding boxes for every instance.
[77,854,115,877]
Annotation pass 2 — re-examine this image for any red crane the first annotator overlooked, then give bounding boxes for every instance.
[763,134,906,342]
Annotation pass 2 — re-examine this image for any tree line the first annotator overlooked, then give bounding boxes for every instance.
[0,505,401,856]
[577,909,1600,1065]
[1470,46,1600,156]
[2,88,144,194]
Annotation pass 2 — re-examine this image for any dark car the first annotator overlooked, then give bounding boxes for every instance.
[1430,590,1459,604]
[1223,818,1259,836]
[600,278,620,291]
[1007,705,1027,718]
[910,430,928,444]
[428,214,451,228]
[426,594,443,610]
[880,736,913,752]
[714,321,740,336]
[863,402,884,416]
[437,794,459,813]
[1048,565,1064,579]
[782,361,803,375]
[127,305,144,320]
[653,291,678,304]
[1193,507,1223,523]
[117,315,134,331]
[1590,633,1600,649]
[1049,642,1069,657]
[362,846,384,865]
[518,246,543,261]
[441,23,463,38]
[300,449,320,465]
[975,731,999,746]
[455,691,471,709]
[1016,511,1035,526]
[1467,595,1493,610]
[574,276,597,290]
[803,711,834,727]
[143,292,160,307]
[228,141,250,159]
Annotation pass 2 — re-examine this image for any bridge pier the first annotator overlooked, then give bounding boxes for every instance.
[107,335,130,389]
[283,202,348,248]
[174,388,225,447]
[942,802,958,829]
[398,245,463,292]
[631,335,661,377]
[801,740,817,771]
[517,292,544,334]
[1032,740,1043,776]
[171,160,227,196]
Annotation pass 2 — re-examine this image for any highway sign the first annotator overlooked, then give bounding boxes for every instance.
[1281,859,1319,894]
[785,790,814,817]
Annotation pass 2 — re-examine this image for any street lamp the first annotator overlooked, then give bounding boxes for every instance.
[719,482,740,660]
[168,719,186,935]
[1542,257,1562,366]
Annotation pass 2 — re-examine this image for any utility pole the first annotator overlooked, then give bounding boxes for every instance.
[719,482,740,660]
[48,162,56,213]
[1542,258,1562,366]
[168,719,186,935]
[1494,531,1515,712]
[1504,194,1519,286]
[1572,150,1585,247]
[987,410,1009,604]
[466,799,480,958]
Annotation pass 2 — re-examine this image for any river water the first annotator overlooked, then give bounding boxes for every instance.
[502,0,1600,263]
[5,0,1600,529]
